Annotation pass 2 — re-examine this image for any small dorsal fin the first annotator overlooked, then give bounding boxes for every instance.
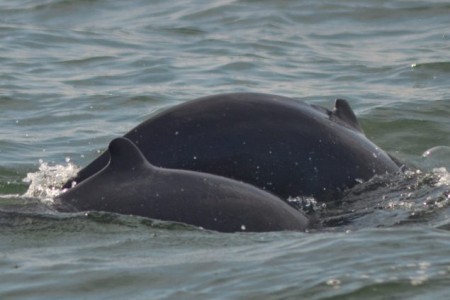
[329,99,364,134]
[108,137,150,171]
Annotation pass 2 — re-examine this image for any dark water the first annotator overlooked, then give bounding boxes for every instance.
[1,0,449,299]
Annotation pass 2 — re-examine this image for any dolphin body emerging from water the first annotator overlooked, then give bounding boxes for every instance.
[63,93,400,202]
[56,137,309,233]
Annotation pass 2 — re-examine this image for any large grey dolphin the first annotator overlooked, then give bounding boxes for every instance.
[63,93,400,202]
[56,137,309,233]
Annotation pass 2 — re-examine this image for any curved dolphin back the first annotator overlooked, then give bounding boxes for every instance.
[56,138,309,232]
[62,93,399,202]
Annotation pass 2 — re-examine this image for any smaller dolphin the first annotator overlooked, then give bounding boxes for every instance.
[55,137,308,233]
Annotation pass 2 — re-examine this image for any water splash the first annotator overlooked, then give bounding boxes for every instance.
[287,196,325,214]
[422,146,450,170]
[321,168,450,229]
[22,158,79,203]
[433,167,449,187]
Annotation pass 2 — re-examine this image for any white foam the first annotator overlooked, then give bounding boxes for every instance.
[22,158,80,203]
[287,196,323,213]
[433,167,449,187]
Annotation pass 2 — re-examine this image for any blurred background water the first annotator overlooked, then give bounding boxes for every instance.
[0,0,449,299]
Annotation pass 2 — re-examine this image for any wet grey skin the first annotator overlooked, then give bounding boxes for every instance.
[56,137,309,233]
[63,93,400,202]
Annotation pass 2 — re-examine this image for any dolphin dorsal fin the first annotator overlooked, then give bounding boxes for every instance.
[329,99,364,134]
[107,137,150,171]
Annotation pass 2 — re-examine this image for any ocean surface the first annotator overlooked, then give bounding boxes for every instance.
[1,0,450,299]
